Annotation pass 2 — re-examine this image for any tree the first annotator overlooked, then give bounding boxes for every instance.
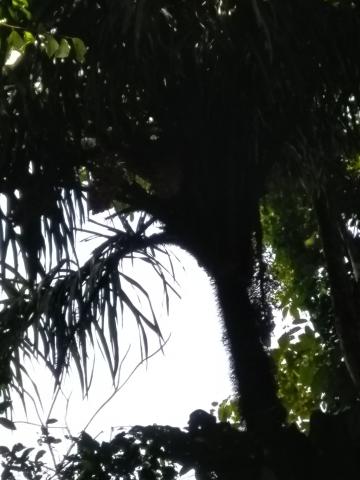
[1,0,360,457]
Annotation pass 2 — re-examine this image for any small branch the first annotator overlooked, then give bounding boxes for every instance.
[0,22,26,30]
[83,336,170,432]
[14,420,67,429]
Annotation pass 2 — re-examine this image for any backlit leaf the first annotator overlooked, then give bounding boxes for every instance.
[7,30,24,50]
[72,37,86,63]
[55,38,70,59]
[45,35,59,58]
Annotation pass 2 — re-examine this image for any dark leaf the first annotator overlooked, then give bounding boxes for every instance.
[0,418,16,431]
[34,450,46,462]
[0,401,12,414]
[46,418,58,424]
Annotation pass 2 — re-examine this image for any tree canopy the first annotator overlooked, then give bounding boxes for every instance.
[1,0,360,478]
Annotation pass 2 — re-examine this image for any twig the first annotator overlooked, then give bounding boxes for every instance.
[83,336,170,431]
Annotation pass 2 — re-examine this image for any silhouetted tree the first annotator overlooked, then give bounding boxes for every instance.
[1,0,360,440]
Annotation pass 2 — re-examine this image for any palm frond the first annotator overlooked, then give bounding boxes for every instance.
[0,212,177,396]
[0,188,85,284]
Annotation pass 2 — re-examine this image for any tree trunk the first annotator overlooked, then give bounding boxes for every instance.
[214,265,286,433]
[165,189,286,433]
[314,192,360,393]
[157,129,286,433]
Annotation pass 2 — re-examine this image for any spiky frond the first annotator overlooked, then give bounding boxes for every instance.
[0,210,178,396]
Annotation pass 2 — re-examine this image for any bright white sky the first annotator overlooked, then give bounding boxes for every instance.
[1,243,235,459]
[0,209,289,470]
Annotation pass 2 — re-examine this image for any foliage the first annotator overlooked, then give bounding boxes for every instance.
[2,406,360,480]
[273,327,327,430]
[0,212,177,398]
[263,177,359,423]
[0,0,86,69]
[213,398,241,427]
[1,0,360,461]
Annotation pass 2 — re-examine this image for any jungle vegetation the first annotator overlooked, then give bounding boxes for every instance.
[0,0,360,478]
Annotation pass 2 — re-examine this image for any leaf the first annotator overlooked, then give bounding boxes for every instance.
[45,437,61,444]
[218,403,231,422]
[278,332,290,348]
[0,446,10,456]
[20,448,34,461]
[0,418,16,430]
[11,443,24,452]
[23,31,35,45]
[12,0,29,9]
[71,37,86,63]
[0,401,12,414]
[45,35,59,58]
[46,418,58,424]
[305,325,313,335]
[293,318,307,325]
[4,41,23,67]
[7,30,24,51]
[34,450,46,462]
[289,305,300,321]
[55,38,70,59]
[287,326,301,337]
[11,0,31,18]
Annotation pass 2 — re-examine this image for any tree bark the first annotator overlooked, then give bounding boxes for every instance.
[156,130,286,433]
[314,192,360,393]
[214,265,286,433]
[164,190,286,433]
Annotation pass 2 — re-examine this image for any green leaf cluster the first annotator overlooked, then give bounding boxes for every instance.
[43,35,86,62]
[0,0,86,69]
[262,166,360,423]
[273,327,327,430]
[214,398,241,426]
[1,0,31,23]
